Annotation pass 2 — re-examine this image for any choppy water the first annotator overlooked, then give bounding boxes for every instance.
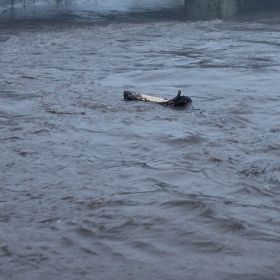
[1,5,280,280]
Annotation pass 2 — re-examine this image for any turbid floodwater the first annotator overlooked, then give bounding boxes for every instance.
[0,3,280,279]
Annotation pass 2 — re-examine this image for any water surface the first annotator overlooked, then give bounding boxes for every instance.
[1,6,280,280]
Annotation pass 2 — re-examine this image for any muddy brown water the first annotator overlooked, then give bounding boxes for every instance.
[0,5,280,280]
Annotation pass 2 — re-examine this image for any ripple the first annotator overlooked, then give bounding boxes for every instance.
[1,10,280,280]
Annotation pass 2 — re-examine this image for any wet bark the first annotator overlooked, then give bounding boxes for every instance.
[123,90,192,107]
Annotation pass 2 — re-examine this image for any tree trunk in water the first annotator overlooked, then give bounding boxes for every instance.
[123,90,192,107]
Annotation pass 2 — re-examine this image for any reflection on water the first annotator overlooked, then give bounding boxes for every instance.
[1,5,280,280]
[0,0,184,23]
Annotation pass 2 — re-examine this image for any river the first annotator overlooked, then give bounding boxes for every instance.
[0,3,280,280]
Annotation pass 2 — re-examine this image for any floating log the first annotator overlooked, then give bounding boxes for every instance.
[123,90,192,107]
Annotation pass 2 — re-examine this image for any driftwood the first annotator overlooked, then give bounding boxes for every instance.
[123,90,192,107]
